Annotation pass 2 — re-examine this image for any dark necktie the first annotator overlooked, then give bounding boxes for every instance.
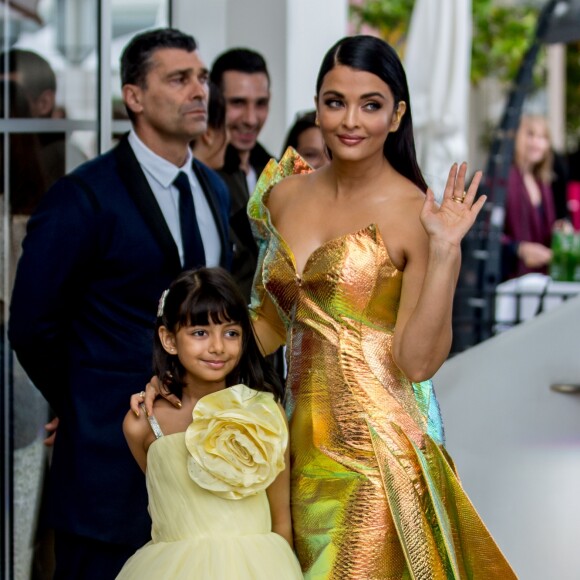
[173,171,206,269]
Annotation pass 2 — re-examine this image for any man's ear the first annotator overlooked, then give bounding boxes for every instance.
[33,89,55,118]
[122,84,144,116]
[158,326,177,355]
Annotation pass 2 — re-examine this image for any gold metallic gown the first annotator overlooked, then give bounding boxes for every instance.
[248,149,516,580]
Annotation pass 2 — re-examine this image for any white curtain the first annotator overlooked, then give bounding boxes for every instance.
[404,0,472,200]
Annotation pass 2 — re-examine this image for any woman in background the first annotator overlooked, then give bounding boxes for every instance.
[502,114,557,279]
[281,110,329,169]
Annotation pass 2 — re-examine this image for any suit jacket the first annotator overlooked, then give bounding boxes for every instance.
[218,142,273,300]
[8,135,231,547]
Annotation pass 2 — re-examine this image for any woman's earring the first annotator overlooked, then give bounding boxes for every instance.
[315,116,320,127]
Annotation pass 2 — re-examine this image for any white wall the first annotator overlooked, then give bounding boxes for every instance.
[284,0,349,129]
[173,0,227,66]
[172,0,348,156]
[435,295,580,579]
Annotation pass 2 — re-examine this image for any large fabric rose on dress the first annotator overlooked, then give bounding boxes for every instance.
[185,384,287,500]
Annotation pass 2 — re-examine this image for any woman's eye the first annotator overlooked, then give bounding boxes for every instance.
[363,101,381,111]
[225,329,241,338]
[191,329,207,337]
[324,99,342,109]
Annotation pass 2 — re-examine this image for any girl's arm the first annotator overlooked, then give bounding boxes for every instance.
[122,410,150,473]
[266,405,293,547]
[392,164,485,382]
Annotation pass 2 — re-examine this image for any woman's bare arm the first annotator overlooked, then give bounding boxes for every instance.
[392,164,485,381]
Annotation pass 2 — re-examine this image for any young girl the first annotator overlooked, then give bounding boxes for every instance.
[117,268,302,579]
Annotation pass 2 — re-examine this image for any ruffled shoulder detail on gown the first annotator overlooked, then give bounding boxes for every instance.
[185,385,287,500]
[247,147,313,316]
[248,146,313,229]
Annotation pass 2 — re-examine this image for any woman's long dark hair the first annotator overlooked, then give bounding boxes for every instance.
[316,35,428,193]
[153,268,283,401]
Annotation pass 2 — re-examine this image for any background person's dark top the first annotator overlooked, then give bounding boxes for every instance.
[219,142,273,300]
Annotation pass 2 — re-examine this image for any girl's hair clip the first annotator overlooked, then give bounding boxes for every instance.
[157,289,170,318]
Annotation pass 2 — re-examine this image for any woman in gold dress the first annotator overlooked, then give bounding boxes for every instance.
[137,35,516,579]
[247,35,516,579]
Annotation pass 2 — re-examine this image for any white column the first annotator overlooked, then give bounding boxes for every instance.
[285,0,349,132]
[171,0,227,66]
[225,0,288,157]
[547,43,566,152]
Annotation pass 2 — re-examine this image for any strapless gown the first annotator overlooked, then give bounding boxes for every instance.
[248,149,517,579]
[116,385,303,579]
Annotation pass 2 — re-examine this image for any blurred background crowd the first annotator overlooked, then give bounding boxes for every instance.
[1,1,579,579]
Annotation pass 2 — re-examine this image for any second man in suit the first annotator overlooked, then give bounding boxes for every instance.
[210,48,273,300]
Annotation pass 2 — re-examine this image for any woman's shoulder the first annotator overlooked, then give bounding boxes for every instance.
[382,172,425,218]
[267,170,316,219]
[376,174,427,267]
[269,170,311,198]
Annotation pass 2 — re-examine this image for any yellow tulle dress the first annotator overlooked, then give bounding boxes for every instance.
[116,385,303,580]
[248,149,517,579]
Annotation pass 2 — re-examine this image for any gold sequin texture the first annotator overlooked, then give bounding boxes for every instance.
[248,148,517,579]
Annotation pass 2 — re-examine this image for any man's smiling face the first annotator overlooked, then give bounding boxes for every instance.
[221,70,270,154]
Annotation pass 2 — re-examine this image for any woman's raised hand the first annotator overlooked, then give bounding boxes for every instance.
[420,162,485,246]
[129,376,182,417]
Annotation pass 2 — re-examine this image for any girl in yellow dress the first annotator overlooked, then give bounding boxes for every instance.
[118,268,302,579]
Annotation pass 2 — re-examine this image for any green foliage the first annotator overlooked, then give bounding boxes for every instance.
[349,0,414,49]
[350,0,541,86]
[472,1,540,85]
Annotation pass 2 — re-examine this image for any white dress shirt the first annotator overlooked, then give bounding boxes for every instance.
[128,130,221,267]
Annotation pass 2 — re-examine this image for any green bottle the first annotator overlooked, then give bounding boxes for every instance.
[570,233,580,282]
[550,230,566,281]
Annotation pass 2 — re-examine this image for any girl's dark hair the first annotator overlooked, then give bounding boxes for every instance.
[282,110,317,157]
[316,35,428,193]
[153,267,283,401]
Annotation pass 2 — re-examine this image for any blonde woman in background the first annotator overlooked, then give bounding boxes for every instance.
[502,114,558,279]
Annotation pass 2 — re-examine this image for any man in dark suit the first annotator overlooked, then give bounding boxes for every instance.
[210,48,273,300]
[9,28,230,579]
